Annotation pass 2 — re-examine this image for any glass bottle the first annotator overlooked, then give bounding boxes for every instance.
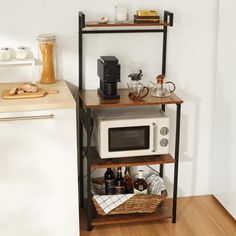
[104,168,115,195]
[114,167,125,194]
[124,167,134,194]
[37,34,56,84]
[133,170,148,194]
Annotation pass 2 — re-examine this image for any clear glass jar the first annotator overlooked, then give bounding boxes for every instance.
[0,47,15,61]
[115,6,129,22]
[37,34,56,84]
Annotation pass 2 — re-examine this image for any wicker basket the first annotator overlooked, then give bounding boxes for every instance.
[93,193,166,216]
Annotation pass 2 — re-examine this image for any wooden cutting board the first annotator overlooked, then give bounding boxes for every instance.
[2,89,58,99]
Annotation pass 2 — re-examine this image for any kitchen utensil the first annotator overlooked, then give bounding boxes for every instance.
[127,69,149,100]
[151,74,176,98]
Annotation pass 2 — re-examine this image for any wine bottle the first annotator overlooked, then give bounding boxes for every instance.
[104,168,115,194]
[133,170,148,194]
[124,167,134,194]
[114,167,125,194]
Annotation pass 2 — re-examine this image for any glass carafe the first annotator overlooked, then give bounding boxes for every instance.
[151,75,176,97]
[127,70,149,100]
[37,34,56,84]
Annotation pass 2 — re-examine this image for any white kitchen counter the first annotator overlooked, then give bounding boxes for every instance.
[0,81,79,236]
[0,80,75,113]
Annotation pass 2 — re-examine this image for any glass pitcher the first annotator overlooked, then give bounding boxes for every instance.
[127,70,149,100]
[151,74,176,97]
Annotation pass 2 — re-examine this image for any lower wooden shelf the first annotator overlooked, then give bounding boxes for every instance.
[90,147,175,169]
[91,199,172,226]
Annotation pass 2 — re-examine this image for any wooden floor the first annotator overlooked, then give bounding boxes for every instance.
[80,195,236,236]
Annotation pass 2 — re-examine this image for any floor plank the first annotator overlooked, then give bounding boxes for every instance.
[80,195,236,236]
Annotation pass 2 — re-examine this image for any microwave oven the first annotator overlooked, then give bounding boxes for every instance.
[92,107,170,159]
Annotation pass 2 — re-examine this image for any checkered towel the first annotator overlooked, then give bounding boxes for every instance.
[94,194,134,214]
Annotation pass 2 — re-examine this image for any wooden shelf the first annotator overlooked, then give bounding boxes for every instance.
[91,199,172,226]
[85,21,169,28]
[90,147,175,169]
[79,89,183,108]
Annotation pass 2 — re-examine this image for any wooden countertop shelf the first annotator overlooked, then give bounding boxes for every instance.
[79,89,183,108]
[91,200,172,226]
[90,147,175,169]
[85,21,169,28]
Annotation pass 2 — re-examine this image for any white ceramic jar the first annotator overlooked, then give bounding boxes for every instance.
[16,46,32,60]
[0,47,15,61]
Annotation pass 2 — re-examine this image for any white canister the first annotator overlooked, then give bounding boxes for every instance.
[16,46,32,60]
[115,6,129,22]
[0,47,15,61]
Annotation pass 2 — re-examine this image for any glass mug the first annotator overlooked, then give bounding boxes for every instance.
[115,6,129,22]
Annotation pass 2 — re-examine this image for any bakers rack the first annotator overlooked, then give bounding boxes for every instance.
[78,10,183,231]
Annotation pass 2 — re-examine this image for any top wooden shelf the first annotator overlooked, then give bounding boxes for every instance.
[85,21,170,28]
[79,89,183,108]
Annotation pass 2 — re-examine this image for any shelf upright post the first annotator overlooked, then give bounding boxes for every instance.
[160,11,173,178]
[162,13,167,76]
[78,12,85,208]
[86,108,93,231]
[172,103,181,223]
[79,12,85,90]
[162,11,174,76]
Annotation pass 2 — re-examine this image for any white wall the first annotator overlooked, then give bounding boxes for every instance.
[0,0,218,196]
[211,0,236,218]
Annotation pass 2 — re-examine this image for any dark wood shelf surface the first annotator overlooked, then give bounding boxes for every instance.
[91,199,172,226]
[85,21,169,28]
[79,89,183,108]
[90,147,175,169]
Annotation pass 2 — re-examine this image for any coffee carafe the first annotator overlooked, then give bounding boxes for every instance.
[127,70,149,100]
[151,74,176,98]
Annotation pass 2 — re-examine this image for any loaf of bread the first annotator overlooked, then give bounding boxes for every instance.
[9,83,39,96]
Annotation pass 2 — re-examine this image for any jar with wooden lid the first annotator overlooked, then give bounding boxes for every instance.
[37,34,56,84]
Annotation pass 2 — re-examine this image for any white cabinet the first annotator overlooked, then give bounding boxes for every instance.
[0,109,79,236]
[212,0,236,220]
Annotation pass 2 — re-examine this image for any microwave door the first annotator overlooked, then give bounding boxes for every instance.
[108,126,150,152]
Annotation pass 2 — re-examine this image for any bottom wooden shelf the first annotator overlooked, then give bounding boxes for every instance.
[91,199,172,226]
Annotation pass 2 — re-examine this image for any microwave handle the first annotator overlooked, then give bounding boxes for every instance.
[152,122,157,152]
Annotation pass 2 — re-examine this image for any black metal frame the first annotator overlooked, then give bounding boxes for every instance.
[78,11,180,231]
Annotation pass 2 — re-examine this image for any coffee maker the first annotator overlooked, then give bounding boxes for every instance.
[97,56,120,99]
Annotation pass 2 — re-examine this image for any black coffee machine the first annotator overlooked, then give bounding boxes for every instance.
[97,56,120,100]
